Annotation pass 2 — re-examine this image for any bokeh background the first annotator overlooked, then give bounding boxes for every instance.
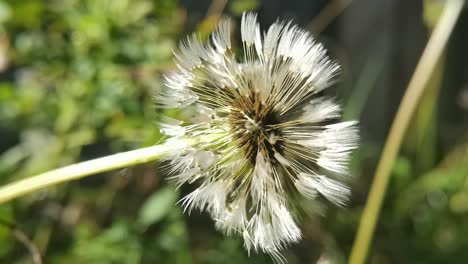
[1,0,468,263]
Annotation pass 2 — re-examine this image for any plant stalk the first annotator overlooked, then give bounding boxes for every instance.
[348,0,464,263]
[0,139,195,205]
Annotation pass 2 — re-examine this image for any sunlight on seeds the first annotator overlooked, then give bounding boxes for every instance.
[158,12,359,262]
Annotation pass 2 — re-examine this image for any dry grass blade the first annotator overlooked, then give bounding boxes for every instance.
[348,0,465,263]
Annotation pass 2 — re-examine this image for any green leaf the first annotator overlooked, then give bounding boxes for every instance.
[0,2,11,23]
[73,221,142,264]
[137,186,178,228]
[0,204,14,255]
[229,0,259,15]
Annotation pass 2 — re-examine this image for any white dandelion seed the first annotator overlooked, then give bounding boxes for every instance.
[158,12,359,261]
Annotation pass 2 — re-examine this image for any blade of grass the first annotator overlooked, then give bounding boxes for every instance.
[348,0,465,263]
[308,0,352,34]
[342,54,385,121]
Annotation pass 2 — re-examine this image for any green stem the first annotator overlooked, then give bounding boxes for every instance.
[348,0,464,263]
[0,138,195,205]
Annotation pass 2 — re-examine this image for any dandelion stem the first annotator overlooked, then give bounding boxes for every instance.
[349,0,464,263]
[0,138,198,205]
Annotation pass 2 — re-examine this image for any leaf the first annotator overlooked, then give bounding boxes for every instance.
[73,221,142,264]
[137,186,179,228]
[394,136,468,217]
[0,2,11,24]
[229,0,259,15]
[0,204,14,255]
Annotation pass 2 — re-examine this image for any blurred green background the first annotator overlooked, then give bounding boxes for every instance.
[0,0,467,263]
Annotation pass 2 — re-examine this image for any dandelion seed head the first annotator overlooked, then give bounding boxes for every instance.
[159,12,359,260]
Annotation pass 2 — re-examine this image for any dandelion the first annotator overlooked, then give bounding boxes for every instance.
[158,12,358,261]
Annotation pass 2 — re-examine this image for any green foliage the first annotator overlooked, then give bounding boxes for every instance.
[229,0,260,15]
[137,186,179,228]
[0,0,467,263]
[72,221,143,264]
[0,0,177,180]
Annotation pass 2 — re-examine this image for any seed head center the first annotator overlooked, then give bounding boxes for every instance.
[229,93,281,163]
